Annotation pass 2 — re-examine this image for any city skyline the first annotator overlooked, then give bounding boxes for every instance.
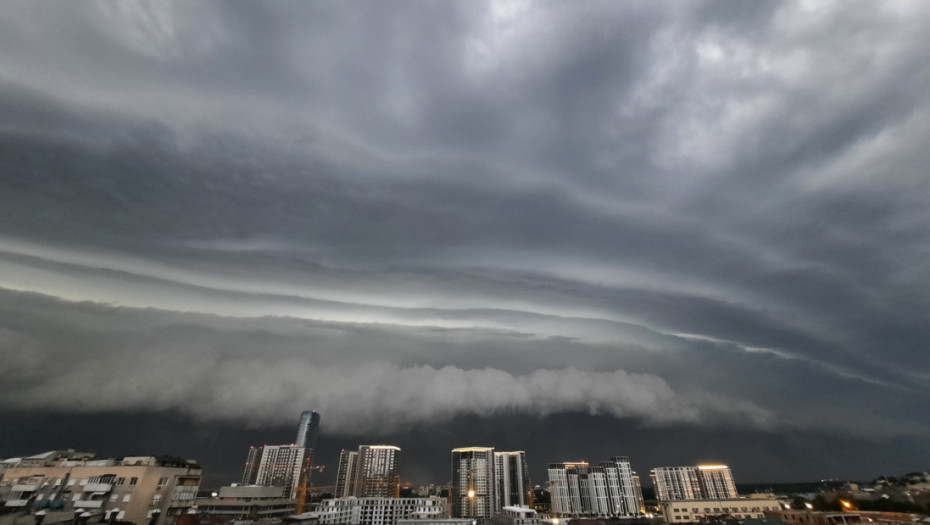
[2,1,930,489]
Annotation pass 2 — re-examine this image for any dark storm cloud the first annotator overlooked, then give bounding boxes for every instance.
[2,0,930,481]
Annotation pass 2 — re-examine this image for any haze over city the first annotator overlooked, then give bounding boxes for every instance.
[1,1,929,488]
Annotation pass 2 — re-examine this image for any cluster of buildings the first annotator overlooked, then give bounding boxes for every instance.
[8,410,921,525]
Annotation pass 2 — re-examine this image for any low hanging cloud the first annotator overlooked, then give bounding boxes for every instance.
[0,288,773,435]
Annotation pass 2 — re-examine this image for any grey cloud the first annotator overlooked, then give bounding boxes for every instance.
[2,0,930,481]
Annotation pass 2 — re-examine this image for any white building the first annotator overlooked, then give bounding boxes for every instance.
[547,458,643,517]
[253,445,308,500]
[314,497,447,525]
[650,464,737,502]
[451,447,497,521]
[494,452,529,509]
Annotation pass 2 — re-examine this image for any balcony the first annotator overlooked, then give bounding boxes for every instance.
[4,500,30,508]
[74,500,105,508]
[12,483,39,492]
[172,487,198,501]
[83,483,113,492]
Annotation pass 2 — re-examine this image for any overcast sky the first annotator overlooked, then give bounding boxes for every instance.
[1,1,929,487]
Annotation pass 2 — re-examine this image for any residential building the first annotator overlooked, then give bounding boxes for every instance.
[254,445,308,499]
[650,464,738,502]
[241,447,264,486]
[451,447,497,522]
[351,446,402,498]
[547,458,643,517]
[0,452,200,525]
[335,449,360,498]
[494,452,530,509]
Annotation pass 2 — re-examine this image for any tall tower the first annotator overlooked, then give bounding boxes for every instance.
[548,458,642,517]
[451,447,496,522]
[353,445,401,498]
[600,456,640,516]
[494,451,529,508]
[296,411,321,451]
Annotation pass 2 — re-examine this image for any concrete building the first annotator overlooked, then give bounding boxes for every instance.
[451,448,497,522]
[494,452,529,509]
[547,458,643,517]
[196,485,295,523]
[313,497,447,525]
[0,451,200,525]
[351,446,402,498]
[651,465,737,502]
[660,496,782,523]
[253,445,308,500]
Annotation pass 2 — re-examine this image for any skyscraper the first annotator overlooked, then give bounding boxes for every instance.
[451,447,497,522]
[650,464,738,502]
[494,451,529,508]
[352,445,402,498]
[296,411,321,451]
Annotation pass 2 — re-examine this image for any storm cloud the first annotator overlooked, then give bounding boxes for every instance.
[1,1,930,483]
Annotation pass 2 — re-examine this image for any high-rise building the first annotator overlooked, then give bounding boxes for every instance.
[352,445,402,498]
[547,457,643,517]
[695,464,738,500]
[296,411,321,451]
[335,449,360,498]
[494,451,529,509]
[254,445,308,499]
[242,446,265,485]
[650,464,738,502]
[451,447,497,522]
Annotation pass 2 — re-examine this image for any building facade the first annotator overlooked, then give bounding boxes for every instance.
[351,446,402,498]
[547,458,643,517]
[451,447,497,521]
[335,449,360,498]
[0,451,200,525]
[494,452,530,509]
[661,496,782,523]
[254,445,308,499]
[650,464,738,502]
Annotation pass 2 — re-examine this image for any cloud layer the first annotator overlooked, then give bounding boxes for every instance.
[1,0,930,479]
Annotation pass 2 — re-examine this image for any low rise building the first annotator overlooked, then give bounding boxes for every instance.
[660,497,783,523]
